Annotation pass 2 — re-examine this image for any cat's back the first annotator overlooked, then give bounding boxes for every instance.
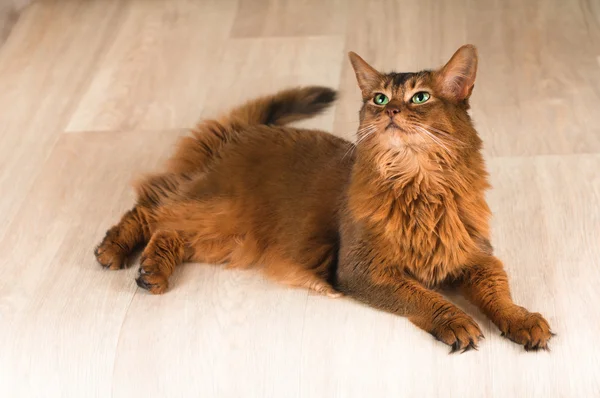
[225,123,352,164]
[182,123,355,200]
[230,124,352,172]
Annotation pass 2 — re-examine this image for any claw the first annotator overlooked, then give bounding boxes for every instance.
[461,341,478,353]
[450,341,461,354]
[135,276,153,290]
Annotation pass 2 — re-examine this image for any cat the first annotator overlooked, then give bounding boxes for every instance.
[96,45,553,352]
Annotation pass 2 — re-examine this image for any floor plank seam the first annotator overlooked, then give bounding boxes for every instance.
[63,127,191,136]
[110,288,138,398]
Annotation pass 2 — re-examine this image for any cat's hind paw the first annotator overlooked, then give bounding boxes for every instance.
[95,232,128,270]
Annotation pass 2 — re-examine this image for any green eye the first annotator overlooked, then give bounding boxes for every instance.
[411,92,430,104]
[373,93,390,105]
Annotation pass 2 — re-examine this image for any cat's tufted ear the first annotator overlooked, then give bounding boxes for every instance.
[348,52,382,95]
[436,45,478,102]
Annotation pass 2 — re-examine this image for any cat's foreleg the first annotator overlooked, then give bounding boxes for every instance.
[454,255,553,351]
[339,273,484,352]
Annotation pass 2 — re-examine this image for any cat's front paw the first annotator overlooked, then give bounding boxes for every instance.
[431,313,484,353]
[497,307,553,351]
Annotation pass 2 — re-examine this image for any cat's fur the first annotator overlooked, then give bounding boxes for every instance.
[96,45,553,352]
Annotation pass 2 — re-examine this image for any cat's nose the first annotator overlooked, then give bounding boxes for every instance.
[386,106,400,117]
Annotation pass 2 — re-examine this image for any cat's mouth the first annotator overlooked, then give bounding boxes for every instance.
[385,122,402,131]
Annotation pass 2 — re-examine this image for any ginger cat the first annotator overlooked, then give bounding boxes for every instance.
[96,45,553,352]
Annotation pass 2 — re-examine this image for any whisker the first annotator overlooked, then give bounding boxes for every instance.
[356,126,376,137]
[335,124,374,140]
[413,126,451,154]
[355,130,376,146]
[356,125,376,138]
[342,125,376,159]
[342,145,355,160]
[421,130,450,153]
[412,122,466,147]
[412,122,453,138]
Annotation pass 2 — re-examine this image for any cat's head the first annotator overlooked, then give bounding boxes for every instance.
[348,45,480,160]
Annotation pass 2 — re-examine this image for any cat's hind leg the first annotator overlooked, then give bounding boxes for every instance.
[289,271,342,298]
[95,206,152,270]
[96,172,187,270]
[263,257,342,298]
[135,229,187,294]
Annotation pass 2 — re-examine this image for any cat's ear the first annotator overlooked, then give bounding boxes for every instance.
[436,44,478,102]
[348,52,382,94]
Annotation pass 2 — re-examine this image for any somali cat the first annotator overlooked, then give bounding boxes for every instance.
[96,45,553,352]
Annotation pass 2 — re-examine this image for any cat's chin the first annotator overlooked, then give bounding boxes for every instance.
[386,134,414,149]
[385,122,401,131]
[383,131,429,151]
[383,122,416,136]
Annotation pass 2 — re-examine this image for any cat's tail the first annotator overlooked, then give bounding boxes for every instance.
[223,86,337,126]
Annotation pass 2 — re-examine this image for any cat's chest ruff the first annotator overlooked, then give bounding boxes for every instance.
[394,202,473,279]
[365,187,478,286]
[349,154,480,285]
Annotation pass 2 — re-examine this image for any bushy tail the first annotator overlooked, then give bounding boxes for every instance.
[225,86,337,126]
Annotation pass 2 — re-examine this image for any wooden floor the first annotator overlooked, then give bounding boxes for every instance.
[1,0,599,397]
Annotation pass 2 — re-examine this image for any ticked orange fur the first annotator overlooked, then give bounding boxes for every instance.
[95,45,553,352]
